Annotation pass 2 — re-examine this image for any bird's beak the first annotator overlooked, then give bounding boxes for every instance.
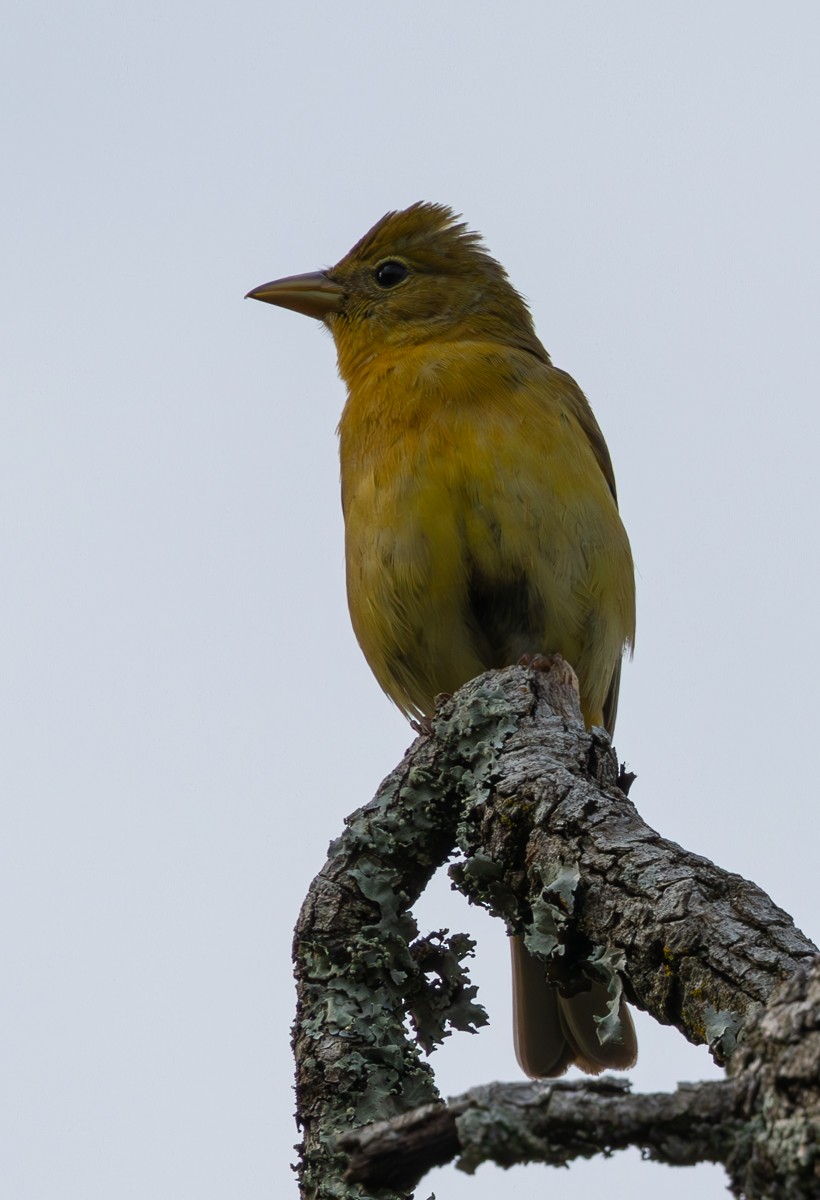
[245,271,345,320]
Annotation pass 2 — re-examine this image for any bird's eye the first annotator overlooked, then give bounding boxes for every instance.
[374,260,409,288]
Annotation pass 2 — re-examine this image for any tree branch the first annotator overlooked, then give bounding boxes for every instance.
[339,1076,742,1189]
[339,958,820,1198]
[292,662,819,1198]
[447,663,816,1059]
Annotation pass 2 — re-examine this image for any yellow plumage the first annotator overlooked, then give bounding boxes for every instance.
[248,202,637,1078]
[339,339,633,727]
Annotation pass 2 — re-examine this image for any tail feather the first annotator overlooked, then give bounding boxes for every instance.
[510,936,637,1079]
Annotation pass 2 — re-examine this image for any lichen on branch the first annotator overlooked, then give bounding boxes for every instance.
[292,663,819,1199]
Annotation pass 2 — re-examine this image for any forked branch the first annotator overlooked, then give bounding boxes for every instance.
[292,663,818,1199]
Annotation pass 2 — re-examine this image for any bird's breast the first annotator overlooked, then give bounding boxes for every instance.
[337,343,634,720]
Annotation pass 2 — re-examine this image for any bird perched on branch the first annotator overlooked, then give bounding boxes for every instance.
[247,202,637,1078]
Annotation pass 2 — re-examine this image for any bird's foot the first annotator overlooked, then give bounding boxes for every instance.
[411,715,435,737]
[517,653,584,724]
[517,652,579,692]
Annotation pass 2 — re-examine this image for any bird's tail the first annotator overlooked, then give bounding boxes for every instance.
[510,935,637,1078]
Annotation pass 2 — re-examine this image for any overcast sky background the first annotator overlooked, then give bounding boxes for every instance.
[3,3,819,1197]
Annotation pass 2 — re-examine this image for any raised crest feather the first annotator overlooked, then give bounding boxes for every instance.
[341,202,510,282]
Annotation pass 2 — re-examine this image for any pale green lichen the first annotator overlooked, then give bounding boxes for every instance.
[587,945,630,1046]
[523,860,581,959]
[407,929,489,1053]
[451,853,522,924]
[703,1005,742,1058]
[297,675,528,1197]
[539,859,581,910]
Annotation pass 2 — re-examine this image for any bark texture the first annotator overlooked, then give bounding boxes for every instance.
[726,961,820,1197]
[292,663,819,1198]
[338,1076,742,1188]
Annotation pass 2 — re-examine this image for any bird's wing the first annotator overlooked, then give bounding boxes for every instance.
[551,367,619,504]
[602,657,621,735]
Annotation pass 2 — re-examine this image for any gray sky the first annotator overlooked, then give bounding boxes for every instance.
[3,3,819,1197]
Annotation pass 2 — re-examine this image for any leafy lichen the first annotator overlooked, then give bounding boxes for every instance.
[295,674,527,1197]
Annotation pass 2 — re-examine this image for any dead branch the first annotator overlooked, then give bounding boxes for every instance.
[292,663,818,1199]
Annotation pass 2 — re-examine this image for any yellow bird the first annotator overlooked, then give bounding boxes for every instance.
[248,203,637,1078]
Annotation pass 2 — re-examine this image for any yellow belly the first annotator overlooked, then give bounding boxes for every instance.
[338,341,634,726]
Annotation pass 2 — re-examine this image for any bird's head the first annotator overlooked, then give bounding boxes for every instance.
[247,203,547,380]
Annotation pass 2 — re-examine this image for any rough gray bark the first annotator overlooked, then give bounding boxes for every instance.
[338,1076,742,1186]
[338,961,820,1198]
[292,662,819,1199]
